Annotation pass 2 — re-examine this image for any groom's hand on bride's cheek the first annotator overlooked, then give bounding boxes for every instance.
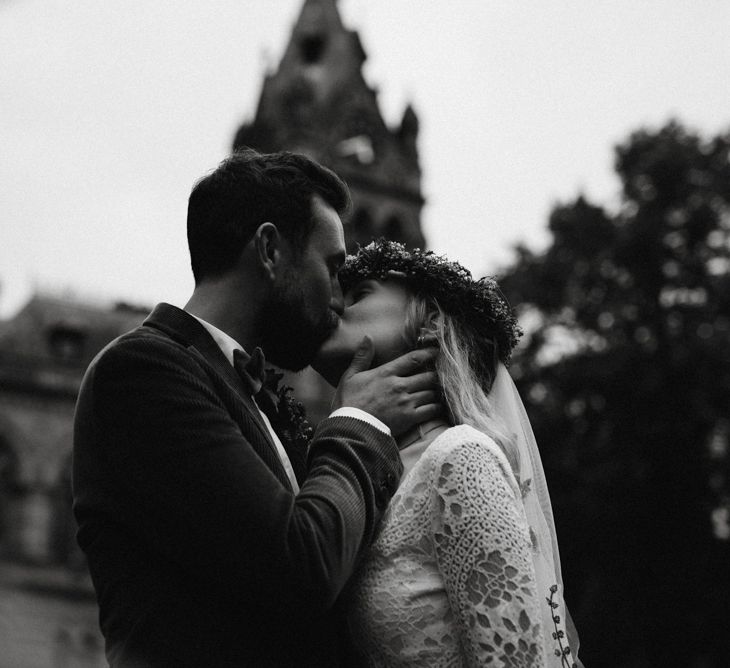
[332,336,443,438]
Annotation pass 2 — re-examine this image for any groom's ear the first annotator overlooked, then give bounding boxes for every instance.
[253,222,282,282]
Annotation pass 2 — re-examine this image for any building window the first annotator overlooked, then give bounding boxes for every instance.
[0,440,19,554]
[47,325,85,361]
[300,34,326,63]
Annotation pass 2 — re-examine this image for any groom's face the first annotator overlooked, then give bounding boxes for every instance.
[262,194,346,371]
[312,278,411,387]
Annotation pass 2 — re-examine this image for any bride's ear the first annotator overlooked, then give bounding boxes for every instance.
[416,329,439,349]
[253,223,282,282]
[417,310,441,346]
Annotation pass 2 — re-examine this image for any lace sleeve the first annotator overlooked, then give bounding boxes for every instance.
[430,437,546,667]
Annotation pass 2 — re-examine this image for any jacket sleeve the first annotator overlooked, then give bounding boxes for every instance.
[429,438,546,668]
[75,333,402,614]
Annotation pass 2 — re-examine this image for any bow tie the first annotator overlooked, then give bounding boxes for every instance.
[233,347,266,395]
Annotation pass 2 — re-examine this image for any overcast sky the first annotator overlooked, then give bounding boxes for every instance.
[1,0,729,317]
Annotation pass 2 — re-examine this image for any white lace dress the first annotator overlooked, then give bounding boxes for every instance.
[347,424,547,667]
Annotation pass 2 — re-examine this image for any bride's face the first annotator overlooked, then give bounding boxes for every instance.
[312,278,412,386]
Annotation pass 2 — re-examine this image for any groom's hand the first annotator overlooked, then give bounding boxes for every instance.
[332,336,443,438]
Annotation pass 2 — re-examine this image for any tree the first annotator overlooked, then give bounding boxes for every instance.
[500,121,730,667]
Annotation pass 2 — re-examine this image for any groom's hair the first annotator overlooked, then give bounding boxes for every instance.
[187,148,351,284]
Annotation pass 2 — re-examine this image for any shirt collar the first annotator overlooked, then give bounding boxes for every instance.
[188,313,244,366]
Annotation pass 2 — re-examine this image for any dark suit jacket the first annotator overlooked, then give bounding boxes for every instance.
[72,303,402,667]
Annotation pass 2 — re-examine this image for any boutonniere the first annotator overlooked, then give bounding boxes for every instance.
[262,369,314,450]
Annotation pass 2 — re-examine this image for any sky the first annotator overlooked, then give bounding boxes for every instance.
[1,0,729,317]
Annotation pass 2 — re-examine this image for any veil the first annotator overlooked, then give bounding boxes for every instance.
[488,363,583,668]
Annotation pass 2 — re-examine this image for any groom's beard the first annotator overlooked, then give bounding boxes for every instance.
[261,280,339,372]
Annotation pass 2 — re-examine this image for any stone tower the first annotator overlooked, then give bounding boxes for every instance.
[233,0,425,251]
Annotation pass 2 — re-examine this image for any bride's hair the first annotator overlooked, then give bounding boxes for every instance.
[402,293,520,471]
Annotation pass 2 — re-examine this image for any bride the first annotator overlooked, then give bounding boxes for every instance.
[313,240,582,667]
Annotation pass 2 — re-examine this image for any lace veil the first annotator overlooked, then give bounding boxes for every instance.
[488,363,583,668]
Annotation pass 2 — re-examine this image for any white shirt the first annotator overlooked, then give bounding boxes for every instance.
[189,314,389,495]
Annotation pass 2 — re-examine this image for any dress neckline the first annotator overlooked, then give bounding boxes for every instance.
[398,419,450,477]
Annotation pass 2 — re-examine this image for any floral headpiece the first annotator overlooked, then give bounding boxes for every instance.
[339,239,522,363]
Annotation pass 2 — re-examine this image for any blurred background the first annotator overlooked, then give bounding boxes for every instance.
[1,1,728,666]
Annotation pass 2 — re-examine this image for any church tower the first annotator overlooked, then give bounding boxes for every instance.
[233,0,426,251]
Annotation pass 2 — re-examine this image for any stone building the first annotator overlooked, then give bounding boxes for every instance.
[234,0,426,252]
[0,296,146,667]
[0,1,426,664]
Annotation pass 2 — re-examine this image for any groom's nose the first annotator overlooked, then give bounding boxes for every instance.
[330,278,344,315]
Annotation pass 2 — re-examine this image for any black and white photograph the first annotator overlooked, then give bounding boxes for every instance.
[1,1,729,666]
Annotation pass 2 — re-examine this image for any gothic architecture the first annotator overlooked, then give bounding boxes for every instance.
[234,0,426,252]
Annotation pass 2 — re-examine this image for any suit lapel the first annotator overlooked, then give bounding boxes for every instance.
[143,303,293,491]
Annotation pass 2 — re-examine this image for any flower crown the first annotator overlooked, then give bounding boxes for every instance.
[339,239,522,363]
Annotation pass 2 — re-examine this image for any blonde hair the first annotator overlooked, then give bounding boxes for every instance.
[403,293,520,471]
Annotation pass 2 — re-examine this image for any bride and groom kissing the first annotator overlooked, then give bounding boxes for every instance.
[72,149,581,667]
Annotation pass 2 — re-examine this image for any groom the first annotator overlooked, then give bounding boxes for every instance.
[72,149,440,667]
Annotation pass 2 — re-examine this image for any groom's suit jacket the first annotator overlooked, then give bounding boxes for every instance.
[72,303,402,667]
